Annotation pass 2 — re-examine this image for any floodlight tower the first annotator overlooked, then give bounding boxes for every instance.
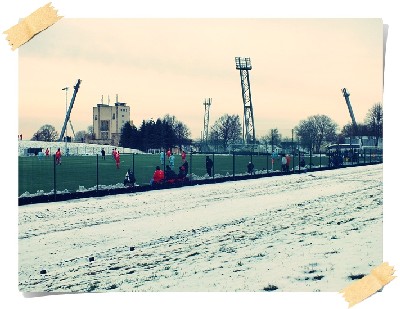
[341,88,358,136]
[235,57,256,144]
[203,98,212,147]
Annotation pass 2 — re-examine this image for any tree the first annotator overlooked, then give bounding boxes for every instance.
[365,102,383,146]
[74,130,87,142]
[162,114,191,147]
[260,128,282,152]
[210,114,242,151]
[31,124,58,142]
[294,115,338,153]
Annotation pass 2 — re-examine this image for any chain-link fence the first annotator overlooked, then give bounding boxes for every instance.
[19,148,383,204]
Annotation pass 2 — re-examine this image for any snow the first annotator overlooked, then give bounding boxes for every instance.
[18,164,384,295]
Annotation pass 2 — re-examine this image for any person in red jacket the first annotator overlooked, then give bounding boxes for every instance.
[115,151,121,169]
[151,166,164,185]
[285,154,291,172]
[55,148,62,165]
[181,150,186,162]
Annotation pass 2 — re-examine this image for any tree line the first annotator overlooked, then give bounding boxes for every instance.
[29,102,382,153]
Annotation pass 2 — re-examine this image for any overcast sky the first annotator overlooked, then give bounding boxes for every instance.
[18,18,382,140]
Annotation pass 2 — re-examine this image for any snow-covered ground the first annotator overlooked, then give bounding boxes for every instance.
[19,164,383,293]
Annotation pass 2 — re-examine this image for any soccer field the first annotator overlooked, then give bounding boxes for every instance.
[18,153,330,196]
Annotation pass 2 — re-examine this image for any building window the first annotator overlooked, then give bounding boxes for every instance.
[112,113,115,120]
[122,114,124,117]
[94,115,97,120]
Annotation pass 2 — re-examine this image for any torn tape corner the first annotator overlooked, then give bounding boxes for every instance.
[340,262,396,308]
[3,2,63,51]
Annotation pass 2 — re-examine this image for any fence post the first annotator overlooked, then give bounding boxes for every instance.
[298,151,301,173]
[309,148,312,171]
[319,152,322,168]
[132,153,135,176]
[212,152,215,180]
[190,151,192,184]
[53,154,56,201]
[233,150,235,179]
[96,154,99,192]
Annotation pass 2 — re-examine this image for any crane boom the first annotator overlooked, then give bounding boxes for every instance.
[59,79,81,142]
[341,88,358,135]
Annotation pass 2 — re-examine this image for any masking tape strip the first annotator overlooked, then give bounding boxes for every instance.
[340,262,396,307]
[3,2,62,51]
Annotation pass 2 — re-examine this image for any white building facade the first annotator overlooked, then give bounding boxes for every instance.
[93,100,131,146]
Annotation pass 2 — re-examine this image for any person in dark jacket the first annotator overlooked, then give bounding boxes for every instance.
[205,156,213,177]
[247,161,254,174]
[178,159,189,179]
[165,165,177,183]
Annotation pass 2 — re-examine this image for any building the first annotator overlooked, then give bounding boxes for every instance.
[92,96,131,146]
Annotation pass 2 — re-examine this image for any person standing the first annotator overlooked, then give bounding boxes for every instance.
[166,148,171,160]
[281,154,287,172]
[112,148,116,161]
[181,150,186,162]
[55,148,62,165]
[205,155,213,177]
[160,150,165,166]
[115,151,121,169]
[169,153,175,169]
[45,148,50,157]
[101,148,106,160]
[285,154,291,172]
[247,161,254,174]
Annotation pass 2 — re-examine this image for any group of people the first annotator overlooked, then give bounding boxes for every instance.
[150,159,189,186]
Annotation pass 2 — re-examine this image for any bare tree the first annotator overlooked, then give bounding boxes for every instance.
[295,115,338,153]
[365,102,383,146]
[210,114,242,151]
[31,124,59,142]
[260,128,282,152]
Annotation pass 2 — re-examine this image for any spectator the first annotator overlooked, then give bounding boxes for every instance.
[178,159,189,179]
[101,148,106,160]
[281,154,287,172]
[124,168,136,186]
[205,155,213,177]
[181,150,186,162]
[45,148,50,157]
[285,154,291,172]
[247,161,254,174]
[165,165,177,183]
[55,148,62,165]
[151,166,165,185]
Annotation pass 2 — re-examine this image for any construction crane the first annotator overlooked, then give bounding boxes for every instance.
[58,79,81,142]
[235,57,256,144]
[341,88,358,136]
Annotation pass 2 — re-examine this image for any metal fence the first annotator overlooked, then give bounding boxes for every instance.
[18,148,383,204]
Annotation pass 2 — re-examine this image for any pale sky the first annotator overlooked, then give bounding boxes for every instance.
[18,18,383,140]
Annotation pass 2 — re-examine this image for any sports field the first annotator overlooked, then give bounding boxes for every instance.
[18,153,331,196]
